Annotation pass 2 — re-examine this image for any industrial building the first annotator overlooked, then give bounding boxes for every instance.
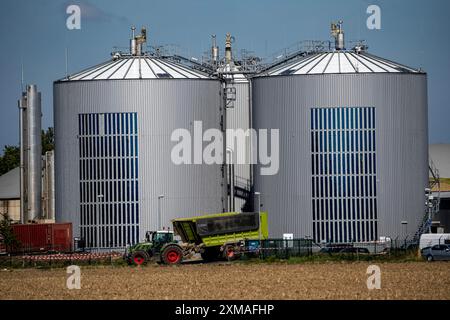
[25,21,437,249]
[252,22,429,242]
[0,153,55,224]
[430,144,450,232]
[0,168,20,221]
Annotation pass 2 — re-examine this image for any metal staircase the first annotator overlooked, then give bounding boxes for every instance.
[412,214,433,244]
[412,160,441,243]
[227,175,253,212]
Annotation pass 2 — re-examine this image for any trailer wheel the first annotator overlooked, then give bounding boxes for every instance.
[131,251,149,266]
[161,245,183,265]
[223,245,240,261]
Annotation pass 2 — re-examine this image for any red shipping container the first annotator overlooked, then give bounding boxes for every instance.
[11,223,73,254]
[50,223,73,252]
[0,235,5,254]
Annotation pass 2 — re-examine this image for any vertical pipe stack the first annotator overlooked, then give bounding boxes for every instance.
[18,85,42,223]
[42,151,55,220]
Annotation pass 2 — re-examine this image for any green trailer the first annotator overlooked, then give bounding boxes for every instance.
[125,211,268,265]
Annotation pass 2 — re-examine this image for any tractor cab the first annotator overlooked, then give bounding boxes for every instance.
[145,230,174,246]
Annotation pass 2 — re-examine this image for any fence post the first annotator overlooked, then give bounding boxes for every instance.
[287,240,289,260]
[260,239,263,260]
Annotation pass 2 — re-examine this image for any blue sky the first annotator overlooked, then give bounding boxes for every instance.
[0,0,449,148]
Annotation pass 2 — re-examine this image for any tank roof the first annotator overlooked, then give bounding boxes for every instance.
[263,51,424,76]
[59,54,211,82]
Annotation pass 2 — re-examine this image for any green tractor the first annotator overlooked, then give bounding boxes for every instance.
[125,230,185,265]
[125,211,269,265]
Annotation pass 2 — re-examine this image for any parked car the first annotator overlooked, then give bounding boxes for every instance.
[421,244,450,262]
[419,233,450,250]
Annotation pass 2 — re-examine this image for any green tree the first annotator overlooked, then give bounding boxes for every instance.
[42,127,54,154]
[0,145,20,176]
[0,213,20,253]
[0,127,54,176]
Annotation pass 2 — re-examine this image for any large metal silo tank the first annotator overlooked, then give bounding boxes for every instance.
[54,55,226,249]
[252,50,428,241]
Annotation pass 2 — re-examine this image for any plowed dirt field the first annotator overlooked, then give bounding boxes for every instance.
[0,262,449,300]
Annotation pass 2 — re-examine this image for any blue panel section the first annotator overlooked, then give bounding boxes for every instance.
[78,112,139,248]
[310,107,377,243]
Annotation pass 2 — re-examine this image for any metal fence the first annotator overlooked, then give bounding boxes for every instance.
[0,246,125,268]
[0,235,432,268]
[241,236,423,261]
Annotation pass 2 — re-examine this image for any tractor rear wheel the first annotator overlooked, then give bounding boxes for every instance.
[161,245,183,265]
[131,251,149,266]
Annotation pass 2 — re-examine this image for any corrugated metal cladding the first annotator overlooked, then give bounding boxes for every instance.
[252,72,428,241]
[54,79,226,249]
[226,77,251,211]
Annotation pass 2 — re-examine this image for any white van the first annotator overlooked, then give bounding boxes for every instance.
[419,233,450,250]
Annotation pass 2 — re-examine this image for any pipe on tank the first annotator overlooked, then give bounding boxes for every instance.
[211,35,219,64]
[130,26,147,56]
[225,33,233,64]
[227,148,235,212]
[331,20,345,50]
[42,151,55,220]
[18,95,27,223]
[48,151,55,220]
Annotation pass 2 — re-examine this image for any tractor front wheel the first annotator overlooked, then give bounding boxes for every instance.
[161,245,183,265]
[131,251,149,266]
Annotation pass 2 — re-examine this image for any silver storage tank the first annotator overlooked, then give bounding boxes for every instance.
[252,49,428,242]
[54,51,226,249]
